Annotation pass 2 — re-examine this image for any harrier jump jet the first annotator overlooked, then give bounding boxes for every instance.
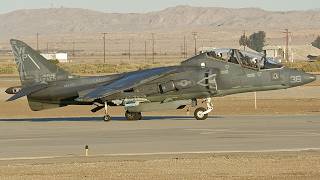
[6,40,316,121]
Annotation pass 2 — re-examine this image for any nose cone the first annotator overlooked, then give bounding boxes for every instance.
[304,73,316,84]
[288,69,317,87]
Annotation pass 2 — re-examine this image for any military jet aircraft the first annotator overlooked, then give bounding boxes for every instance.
[6,39,316,121]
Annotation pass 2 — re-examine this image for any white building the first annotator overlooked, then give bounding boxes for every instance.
[263,45,285,62]
[264,45,320,62]
[41,53,68,63]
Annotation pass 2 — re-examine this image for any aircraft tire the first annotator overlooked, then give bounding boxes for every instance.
[125,111,140,121]
[194,107,208,120]
[135,112,142,120]
[104,115,111,121]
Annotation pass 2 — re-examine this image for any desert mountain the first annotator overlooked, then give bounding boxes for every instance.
[0,5,320,38]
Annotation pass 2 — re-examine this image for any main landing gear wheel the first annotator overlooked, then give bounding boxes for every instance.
[125,111,142,121]
[194,107,208,120]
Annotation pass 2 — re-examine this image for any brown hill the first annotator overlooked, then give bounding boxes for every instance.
[0,5,320,39]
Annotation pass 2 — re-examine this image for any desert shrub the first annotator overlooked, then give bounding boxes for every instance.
[0,64,17,74]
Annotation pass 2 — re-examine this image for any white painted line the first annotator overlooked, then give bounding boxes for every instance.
[28,54,40,70]
[1,148,320,161]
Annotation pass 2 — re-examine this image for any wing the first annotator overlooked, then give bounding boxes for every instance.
[76,67,177,102]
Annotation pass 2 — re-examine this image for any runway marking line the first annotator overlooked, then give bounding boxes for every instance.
[1,148,320,161]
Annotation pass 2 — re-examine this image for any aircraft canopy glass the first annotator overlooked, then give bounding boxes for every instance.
[206,48,283,70]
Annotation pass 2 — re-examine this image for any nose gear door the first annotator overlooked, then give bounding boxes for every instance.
[197,69,218,94]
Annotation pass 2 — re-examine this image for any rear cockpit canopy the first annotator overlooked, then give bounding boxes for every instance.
[205,48,283,70]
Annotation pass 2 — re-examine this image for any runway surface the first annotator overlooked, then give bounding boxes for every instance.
[0,115,320,160]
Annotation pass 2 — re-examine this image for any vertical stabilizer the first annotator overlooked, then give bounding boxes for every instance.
[10,39,70,86]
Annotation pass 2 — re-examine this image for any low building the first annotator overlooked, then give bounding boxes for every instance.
[263,45,285,63]
[264,45,320,62]
[41,52,68,63]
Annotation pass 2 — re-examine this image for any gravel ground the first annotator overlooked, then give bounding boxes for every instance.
[0,151,320,180]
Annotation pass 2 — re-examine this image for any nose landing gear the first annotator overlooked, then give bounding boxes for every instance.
[103,102,111,121]
[194,98,213,120]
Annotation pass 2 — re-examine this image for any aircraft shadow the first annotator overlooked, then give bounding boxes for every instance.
[0,116,223,122]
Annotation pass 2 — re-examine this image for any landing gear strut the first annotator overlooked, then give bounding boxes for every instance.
[103,102,111,121]
[194,98,213,120]
[125,111,142,121]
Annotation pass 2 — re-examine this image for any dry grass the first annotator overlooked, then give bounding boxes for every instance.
[1,60,320,75]
[0,62,177,75]
[60,62,176,74]
[285,61,320,72]
[1,151,320,180]
[0,63,16,74]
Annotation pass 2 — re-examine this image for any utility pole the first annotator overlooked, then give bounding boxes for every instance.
[152,33,155,63]
[183,35,186,58]
[128,39,131,61]
[282,29,291,63]
[144,40,147,63]
[185,37,188,58]
[36,32,39,51]
[102,33,108,64]
[46,42,49,53]
[192,32,198,55]
[72,41,75,56]
[243,30,247,51]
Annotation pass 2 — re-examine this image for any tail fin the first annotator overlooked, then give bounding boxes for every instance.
[10,39,70,86]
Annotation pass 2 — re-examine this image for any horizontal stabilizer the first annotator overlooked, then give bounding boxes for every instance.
[7,83,48,101]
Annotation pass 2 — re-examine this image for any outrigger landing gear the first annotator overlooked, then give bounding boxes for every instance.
[194,98,213,120]
[125,111,142,121]
[103,102,111,121]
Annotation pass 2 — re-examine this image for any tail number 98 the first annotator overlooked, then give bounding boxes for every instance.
[290,76,302,83]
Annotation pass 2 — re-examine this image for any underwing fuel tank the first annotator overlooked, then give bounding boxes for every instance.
[125,100,192,113]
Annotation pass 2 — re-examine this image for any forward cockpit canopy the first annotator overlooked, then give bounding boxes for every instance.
[206,48,283,70]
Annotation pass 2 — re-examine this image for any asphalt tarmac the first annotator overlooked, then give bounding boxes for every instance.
[0,115,320,160]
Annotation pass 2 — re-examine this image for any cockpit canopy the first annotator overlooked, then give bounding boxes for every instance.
[206,48,283,70]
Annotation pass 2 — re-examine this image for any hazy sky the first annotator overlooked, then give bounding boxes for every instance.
[1,0,320,13]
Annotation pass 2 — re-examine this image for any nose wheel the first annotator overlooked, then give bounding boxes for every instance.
[194,98,213,120]
[104,115,111,121]
[194,107,208,120]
